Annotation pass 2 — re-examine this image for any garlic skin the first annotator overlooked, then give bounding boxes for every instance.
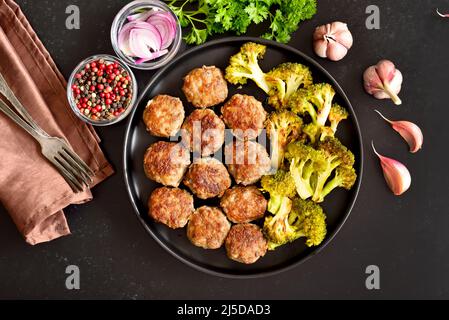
[375,110,423,153]
[313,22,353,61]
[364,60,403,105]
[372,142,411,196]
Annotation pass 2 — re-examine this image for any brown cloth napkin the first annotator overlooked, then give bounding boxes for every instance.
[0,0,114,245]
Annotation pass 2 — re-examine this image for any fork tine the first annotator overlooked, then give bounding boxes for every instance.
[61,149,94,184]
[62,145,95,177]
[55,156,85,191]
[49,158,84,193]
[56,153,90,188]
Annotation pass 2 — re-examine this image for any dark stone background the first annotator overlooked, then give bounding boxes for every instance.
[0,0,447,299]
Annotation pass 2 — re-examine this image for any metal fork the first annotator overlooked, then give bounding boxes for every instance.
[0,76,94,192]
[0,73,49,137]
[0,98,94,192]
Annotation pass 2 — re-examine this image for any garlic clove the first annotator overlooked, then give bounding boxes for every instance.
[372,142,411,196]
[313,39,328,58]
[330,21,349,31]
[376,60,397,83]
[385,69,403,105]
[326,40,348,61]
[313,25,327,40]
[374,110,423,153]
[363,66,383,93]
[333,29,353,49]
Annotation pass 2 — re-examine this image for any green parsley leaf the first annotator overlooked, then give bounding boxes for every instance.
[165,0,317,45]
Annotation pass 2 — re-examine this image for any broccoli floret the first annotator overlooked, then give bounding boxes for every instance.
[261,169,297,198]
[289,83,336,127]
[285,141,327,200]
[303,105,348,142]
[303,123,340,144]
[225,42,271,93]
[328,103,349,133]
[308,83,336,126]
[290,198,327,247]
[265,110,303,169]
[289,88,318,123]
[319,126,335,141]
[266,76,287,108]
[316,166,357,202]
[264,197,327,250]
[302,123,320,144]
[266,63,313,108]
[312,137,356,203]
[264,195,297,249]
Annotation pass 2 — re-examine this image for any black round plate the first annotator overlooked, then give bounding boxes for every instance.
[123,37,364,278]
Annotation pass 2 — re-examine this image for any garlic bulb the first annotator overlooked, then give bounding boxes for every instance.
[364,60,403,105]
[313,22,353,61]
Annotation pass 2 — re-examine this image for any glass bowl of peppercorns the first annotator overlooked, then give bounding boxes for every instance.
[67,54,138,126]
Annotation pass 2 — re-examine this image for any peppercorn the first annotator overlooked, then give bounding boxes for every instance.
[71,59,133,122]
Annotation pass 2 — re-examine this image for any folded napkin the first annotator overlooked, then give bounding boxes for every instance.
[0,0,114,245]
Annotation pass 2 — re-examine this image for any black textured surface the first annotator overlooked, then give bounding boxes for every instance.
[0,0,447,299]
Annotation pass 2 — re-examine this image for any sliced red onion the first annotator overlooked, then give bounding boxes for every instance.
[129,27,162,58]
[117,22,135,56]
[127,10,154,22]
[117,9,177,63]
[147,14,176,49]
[148,12,177,33]
[135,49,169,64]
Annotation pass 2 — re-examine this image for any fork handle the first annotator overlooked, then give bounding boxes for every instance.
[0,73,48,136]
[0,98,45,143]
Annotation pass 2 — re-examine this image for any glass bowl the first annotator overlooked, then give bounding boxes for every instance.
[67,54,138,126]
[111,0,182,70]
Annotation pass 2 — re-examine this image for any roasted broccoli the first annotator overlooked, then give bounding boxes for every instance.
[302,105,348,143]
[225,42,271,93]
[285,141,326,200]
[264,195,296,250]
[289,198,327,247]
[312,137,356,203]
[317,166,357,203]
[318,126,335,141]
[261,169,297,198]
[225,44,316,109]
[265,110,303,169]
[266,63,313,108]
[264,197,327,250]
[328,104,349,133]
[302,123,321,144]
[289,83,336,126]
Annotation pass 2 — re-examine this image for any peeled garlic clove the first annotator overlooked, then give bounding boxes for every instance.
[372,142,411,196]
[313,21,353,61]
[363,60,403,105]
[375,110,423,153]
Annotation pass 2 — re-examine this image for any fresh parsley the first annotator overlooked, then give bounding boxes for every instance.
[165,0,317,45]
